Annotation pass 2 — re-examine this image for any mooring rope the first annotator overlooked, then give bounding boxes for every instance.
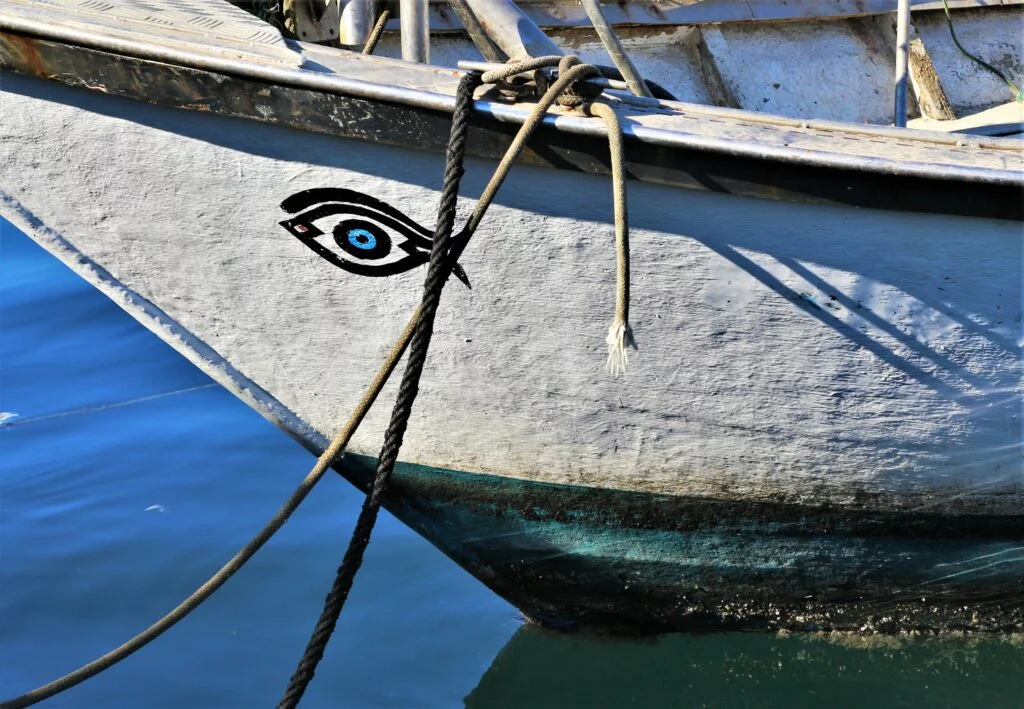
[361,7,391,55]
[277,70,482,707]
[587,101,635,376]
[279,57,635,708]
[0,384,218,429]
[1,56,635,709]
[0,312,421,709]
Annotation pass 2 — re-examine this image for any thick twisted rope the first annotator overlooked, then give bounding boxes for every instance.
[277,70,483,708]
[479,54,563,83]
[278,58,614,708]
[361,7,391,55]
[459,60,601,241]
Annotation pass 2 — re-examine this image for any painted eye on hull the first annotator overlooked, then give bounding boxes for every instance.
[279,188,469,286]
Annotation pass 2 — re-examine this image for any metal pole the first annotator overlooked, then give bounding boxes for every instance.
[463,0,562,60]
[400,0,429,63]
[339,0,374,48]
[447,0,507,62]
[894,0,911,127]
[579,0,652,98]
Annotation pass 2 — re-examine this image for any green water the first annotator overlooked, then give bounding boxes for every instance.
[470,628,1024,708]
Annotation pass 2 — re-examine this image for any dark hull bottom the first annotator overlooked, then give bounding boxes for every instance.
[338,455,1024,633]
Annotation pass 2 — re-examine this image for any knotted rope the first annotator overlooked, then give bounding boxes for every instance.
[1,55,636,709]
[280,57,636,707]
[473,55,636,374]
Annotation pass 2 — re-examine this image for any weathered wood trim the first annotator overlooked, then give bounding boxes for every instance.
[1,31,1020,220]
[2,10,1018,164]
[909,34,958,120]
[693,27,740,109]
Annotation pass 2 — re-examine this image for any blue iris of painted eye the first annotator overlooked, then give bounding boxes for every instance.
[333,219,391,260]
[348,228,377,250]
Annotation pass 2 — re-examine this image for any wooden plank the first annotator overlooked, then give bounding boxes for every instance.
[909,34,957,120]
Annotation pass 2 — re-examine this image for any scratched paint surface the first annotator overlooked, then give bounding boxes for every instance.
[3,220,1023,706]
[3,73,1021,517]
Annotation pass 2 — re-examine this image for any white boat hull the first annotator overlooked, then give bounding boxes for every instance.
[3,71,1020,515]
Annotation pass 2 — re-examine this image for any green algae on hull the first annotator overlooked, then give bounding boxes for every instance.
[332,454,1024,634]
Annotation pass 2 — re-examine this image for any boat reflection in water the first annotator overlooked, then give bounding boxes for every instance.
[467,626,1024,708]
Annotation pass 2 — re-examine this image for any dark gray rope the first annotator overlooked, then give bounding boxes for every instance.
[277,70,483,709]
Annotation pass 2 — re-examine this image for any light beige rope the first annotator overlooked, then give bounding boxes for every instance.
[587,101,635,376]
[464,61,602,237]
[479,55,564,84]
[361,7,391,55]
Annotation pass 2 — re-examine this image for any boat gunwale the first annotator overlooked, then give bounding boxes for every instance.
[1,11,1022,193]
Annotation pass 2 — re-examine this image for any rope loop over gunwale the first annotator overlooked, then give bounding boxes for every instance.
[0,55,638,709]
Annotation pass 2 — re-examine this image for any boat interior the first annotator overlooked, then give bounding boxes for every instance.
[248,0,1023,134]
[3,0,1022,137]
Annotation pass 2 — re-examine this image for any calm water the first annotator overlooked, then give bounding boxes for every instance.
[2,219,1021,708]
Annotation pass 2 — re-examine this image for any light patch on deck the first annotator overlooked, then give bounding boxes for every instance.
[3,0,300,66]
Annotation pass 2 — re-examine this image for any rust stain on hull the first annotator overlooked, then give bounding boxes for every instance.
[1,33,49,78]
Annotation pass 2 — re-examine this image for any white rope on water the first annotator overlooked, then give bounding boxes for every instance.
[0,383,219,428]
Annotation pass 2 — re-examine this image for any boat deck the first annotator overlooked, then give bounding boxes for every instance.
[1,0,1022,183]
[3,0,299,66]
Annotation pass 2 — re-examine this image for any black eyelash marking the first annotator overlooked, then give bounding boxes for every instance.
[279,188,470,287]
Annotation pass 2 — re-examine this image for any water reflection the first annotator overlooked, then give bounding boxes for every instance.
[467,626,1023,708]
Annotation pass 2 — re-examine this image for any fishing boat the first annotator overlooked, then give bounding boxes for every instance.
[1,0,1021,635]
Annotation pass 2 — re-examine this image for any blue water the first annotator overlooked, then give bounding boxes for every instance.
[2,218,1021,708]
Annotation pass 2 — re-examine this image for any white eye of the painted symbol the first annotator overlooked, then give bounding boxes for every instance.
[279,189,435,278]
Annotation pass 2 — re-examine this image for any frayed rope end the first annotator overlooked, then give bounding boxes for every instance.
[605,320,637,377]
